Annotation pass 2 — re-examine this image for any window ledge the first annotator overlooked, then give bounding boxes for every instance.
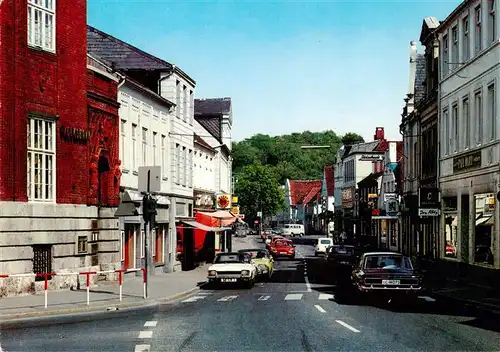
[133,171,139,176]
[28,44,56,56]
[122,169,130,174]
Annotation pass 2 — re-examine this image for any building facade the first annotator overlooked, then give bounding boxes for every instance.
[193,133,217,212]
[194,98,233,198]
[437,0,500,280]
[0,1,121,296]
[87,26,197,272]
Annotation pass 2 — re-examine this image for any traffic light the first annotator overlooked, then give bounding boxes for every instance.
[142,195,158,224]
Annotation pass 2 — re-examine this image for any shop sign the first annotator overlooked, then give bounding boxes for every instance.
[385,199,399,216]
[359,154,382,161]
[231,206,239,215]
[453,150,481,173]
[368,193,377,199]
[384,193,397,202]
[60,125,90,144]
[418,188,439,207]
[216,193,231,209]
[342,188,354,208]
[418,208,440,217]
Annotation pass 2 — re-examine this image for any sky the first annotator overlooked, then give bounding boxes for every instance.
[87,0,462,142]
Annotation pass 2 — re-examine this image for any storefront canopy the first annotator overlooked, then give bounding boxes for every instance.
[198,210,235,219]
[181,220,231,232]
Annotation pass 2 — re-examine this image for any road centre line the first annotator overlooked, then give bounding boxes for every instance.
[138,331,153,339]
[134,344,150,352]
[304,275,312,292]
[144,321,157,327]
[335,320,361,333]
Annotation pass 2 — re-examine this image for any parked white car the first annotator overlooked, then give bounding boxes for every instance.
[315,237,333,256]
[207,252,257,288]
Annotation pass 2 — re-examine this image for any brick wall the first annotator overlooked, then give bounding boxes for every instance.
[0,0,89,204]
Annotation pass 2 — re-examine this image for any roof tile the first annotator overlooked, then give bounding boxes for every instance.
[289,180,322,205]
[195,98,231,115]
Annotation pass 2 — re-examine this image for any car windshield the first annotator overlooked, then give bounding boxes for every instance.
[274,240,291,247]
[331,246,355,255]
[364,255,413,269]
[240,250,266,258]
[214,254,244,263]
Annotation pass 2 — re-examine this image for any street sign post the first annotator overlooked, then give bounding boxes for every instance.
[138,166,161,298]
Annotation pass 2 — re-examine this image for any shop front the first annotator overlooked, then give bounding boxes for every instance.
[341,187,355,239]
[439,149,500,286]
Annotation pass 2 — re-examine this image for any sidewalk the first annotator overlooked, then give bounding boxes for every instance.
[0,264,209,321]
[430,279,500,316]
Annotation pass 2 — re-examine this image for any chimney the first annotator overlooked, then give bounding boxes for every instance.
[374,127,385,141]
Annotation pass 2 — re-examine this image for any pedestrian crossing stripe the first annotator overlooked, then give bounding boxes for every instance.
[182,295,207,303]
[318,293,334,300]
[284,293,303,300]
[217,295,238,302]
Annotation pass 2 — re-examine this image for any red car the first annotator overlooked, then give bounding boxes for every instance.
[268,239,295,259]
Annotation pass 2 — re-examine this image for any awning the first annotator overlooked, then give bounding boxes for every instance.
[198,210,235,219]
[476,215,493,226]
[180,220,231,232]
[156,196,171,206]
[126,190,143,202]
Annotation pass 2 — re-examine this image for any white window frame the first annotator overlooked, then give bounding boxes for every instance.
[188,149,193,188]
[175,81,181,119]
[442,34,449,77]
[443,108,449,155]
[475,5,482,53]
[132,124,137,171]
[120,120,126,167]
[183,85,188,122]
[27,0,56,53]
[27,115,56,202]
[452,103,459,152]
[182,146,187,186]
[475,90,483,145]
[489,0,496,44]
[161,135,166,178]
[152,132,157,165]
[189,90,194,125]
[142,127,148,166]
[488,83,496,141]
[120,231,125,261]
[140,230,145,258]
[175,143,181,184]
[463,96,470,148]
[463,15,470,61]
[451,26,458,70]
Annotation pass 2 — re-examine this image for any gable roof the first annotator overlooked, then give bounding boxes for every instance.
[87,26,172,71]
[289,180,322,206]
[194,134,215,152]
[195,98,231,115]
[196,116,221,142]
[342,141,380,159]
[419,17,439,43]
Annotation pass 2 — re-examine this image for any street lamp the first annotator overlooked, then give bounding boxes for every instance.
[300,145,332,149]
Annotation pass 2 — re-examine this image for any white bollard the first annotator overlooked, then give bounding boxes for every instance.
[87,285,90,305]
[44,288,48,309]
[143,282,146,299]
[119,283,123,302]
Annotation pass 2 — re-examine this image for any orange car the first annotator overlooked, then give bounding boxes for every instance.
[268,238,295,260]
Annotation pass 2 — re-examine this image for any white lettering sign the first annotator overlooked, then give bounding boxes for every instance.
[418,208,440,217]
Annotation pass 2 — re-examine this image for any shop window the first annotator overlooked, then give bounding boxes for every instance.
[443,196,458,259]
[473,193,495,265]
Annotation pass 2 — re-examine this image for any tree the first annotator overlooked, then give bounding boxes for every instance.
[234,164,285,218]
[341,132,364,146]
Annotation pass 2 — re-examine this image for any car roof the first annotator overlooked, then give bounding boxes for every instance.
[363,252,403,256]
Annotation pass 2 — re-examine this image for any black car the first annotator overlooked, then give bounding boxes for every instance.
[351,252,423,302]
[325,245,356,283]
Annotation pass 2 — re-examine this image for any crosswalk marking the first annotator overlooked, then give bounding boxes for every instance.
[143,321,157,327]
[418,296,436,302]
[182,295,207,303]
[197,291,213,295]
[217,295,238,302]
[258,295,271,301]
[336,320,360,333]
[134,344,150,352]
[318,293,334,300]
[284,293,303,300]
[138,331,153,339]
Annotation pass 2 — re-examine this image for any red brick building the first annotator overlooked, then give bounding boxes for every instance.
[0,0,121,295]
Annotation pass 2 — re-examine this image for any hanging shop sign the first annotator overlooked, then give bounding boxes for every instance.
[215,193,231,209]
[418,208,440,217]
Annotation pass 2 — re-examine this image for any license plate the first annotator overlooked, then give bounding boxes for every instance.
[221,278,237,283]
[340,261,349,265]
[280,252,287,254]
[382,280,400,285]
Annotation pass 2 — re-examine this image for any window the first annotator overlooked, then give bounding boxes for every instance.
[188,149,193,188]
[33,245,52,281]
[475,5,482,53]
[78,236,88,253]
[140,230,144,258]
[132,124,137,171]
[120,231,125,261]
[488,83,496,141]
[175,143,180,184]
[120,120,126,167]
[161,135,166,178]
[475,91,483,144]
[27,0,55,52]
[152,132,157,165]
[183,85,188,122]
[142,128,147,166]
[451,26,458,70]
[189,90,194,125]
[442,34,449,77]
[175,80,181,118]
[463,97,470,148]
[463,16,470,61]
[27,116,55,201]
[443,109,449,155]
[182,146,187,186]
[452,104,459,151]
[489,0,496,44]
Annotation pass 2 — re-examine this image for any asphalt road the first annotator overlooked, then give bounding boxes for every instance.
[2,235,500,352]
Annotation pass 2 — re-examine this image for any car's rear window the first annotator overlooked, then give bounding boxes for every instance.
[275,240,291,247]
[364,255,412,269]
[331,246,354,255]
[215,254,241,263]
